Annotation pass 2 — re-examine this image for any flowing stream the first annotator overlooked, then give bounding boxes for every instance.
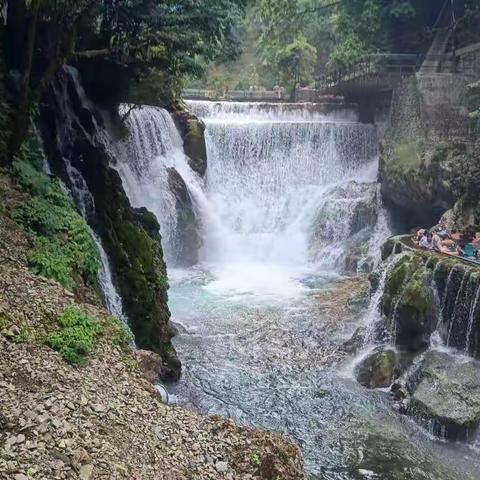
[114,100,480,479]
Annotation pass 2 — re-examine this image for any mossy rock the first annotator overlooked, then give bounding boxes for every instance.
[170,104,207,176]
[356,349,397,389]
[40,71,180,380]
[382,253,436,352]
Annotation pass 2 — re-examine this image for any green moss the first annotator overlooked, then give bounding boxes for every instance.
[11,159,99,291]
[44,306,101,365]
[392,141,422,170]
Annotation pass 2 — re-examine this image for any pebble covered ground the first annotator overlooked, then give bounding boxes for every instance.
[0,174,304,480]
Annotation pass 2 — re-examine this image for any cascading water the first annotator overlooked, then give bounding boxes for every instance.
[110,106,206,266]
[47,66,126,321]
[186,100,386,297]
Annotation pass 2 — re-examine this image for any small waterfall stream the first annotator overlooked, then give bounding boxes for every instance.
[48,66,126,321]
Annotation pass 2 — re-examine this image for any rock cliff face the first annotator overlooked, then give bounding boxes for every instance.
[379,74,474,229]
[40,67,180,380]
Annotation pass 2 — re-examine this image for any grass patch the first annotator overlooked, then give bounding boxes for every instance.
[11,158,99,291]
[44,306,101,365]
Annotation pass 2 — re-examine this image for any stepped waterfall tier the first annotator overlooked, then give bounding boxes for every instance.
[106,100,480,479]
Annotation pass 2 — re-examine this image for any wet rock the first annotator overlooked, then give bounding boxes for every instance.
[171,104,207,176]
[167,167,200,266]
[133,349,169,384]
[408,351,480,441]
[340,327,366,355]
[355,349,396,389]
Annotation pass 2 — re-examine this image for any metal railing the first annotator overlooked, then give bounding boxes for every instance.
[183,88,287,101]
[316,53,460,90]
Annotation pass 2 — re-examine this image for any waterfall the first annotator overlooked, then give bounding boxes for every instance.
[110,106,206,266]
[47,66,126,321]
[62,159,126,321]
[186,100,387,295]
[107,99,389,298]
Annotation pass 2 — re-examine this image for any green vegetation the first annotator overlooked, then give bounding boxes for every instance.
[44,306,101,365]
[191,0,448,92]
[0,0,249,163]
[11,156,99,292]
[250,453,262,467]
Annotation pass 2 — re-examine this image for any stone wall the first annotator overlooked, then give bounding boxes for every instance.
[379,71,471,228]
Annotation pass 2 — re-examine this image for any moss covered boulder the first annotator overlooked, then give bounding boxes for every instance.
[356,349,397,389]
[382,253,436,352]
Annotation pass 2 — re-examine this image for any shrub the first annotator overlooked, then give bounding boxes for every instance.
[103,314,134,348]
[11,160,99,290]
[44,306,101,365]
[28,237,73,289]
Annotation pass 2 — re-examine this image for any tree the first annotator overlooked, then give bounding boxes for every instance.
[1,0,248,164]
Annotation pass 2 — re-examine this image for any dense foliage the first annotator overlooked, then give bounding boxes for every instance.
[44,306,101,365]
[0,0,248,162]
[194,0,480,91]
[11,152,99,292]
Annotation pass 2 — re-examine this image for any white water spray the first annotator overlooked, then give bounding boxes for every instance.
[188,100,385,297]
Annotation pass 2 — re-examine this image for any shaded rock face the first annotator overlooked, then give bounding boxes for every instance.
[355,349,396,389]
[407,351,480,441]
[170,103,207,176]
[167,167,200,266]
[40,67,180,380]
[379,75,471,230]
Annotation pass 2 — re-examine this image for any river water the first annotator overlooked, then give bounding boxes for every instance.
[114,100,480,479]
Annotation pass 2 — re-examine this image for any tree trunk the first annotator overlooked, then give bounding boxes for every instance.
[5,0,27,70]
[6,0,40,163]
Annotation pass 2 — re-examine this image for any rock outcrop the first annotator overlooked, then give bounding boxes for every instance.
[381,237,480,358]
[40,67,181,380]
[171,102,208,176]
[167,167,201,266]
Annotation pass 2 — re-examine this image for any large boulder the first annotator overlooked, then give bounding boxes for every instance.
[407,351,480,441]
[133,349,171,383]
